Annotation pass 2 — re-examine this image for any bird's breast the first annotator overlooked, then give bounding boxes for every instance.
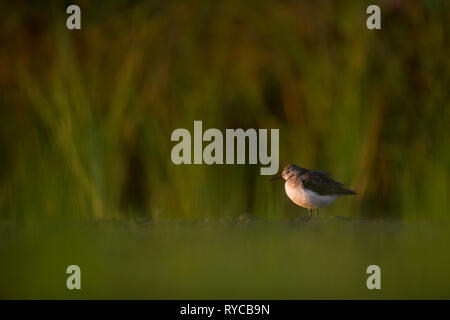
[284,181,337,209]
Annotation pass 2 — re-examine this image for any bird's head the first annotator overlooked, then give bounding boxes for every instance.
[270,164,301,181]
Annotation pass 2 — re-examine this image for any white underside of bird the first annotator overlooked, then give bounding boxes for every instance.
[285,182,338,209]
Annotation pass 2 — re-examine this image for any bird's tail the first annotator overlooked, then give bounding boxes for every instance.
[342,188,357,195]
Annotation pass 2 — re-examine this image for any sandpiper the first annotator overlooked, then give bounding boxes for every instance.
[270,164,356,216]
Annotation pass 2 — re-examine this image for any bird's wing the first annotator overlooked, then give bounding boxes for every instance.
[314,170,332,177]
[300,172,356,195]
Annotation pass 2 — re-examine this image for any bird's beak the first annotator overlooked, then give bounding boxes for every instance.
[269,175,282,182]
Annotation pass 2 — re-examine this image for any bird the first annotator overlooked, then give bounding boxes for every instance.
[270,164,356,217]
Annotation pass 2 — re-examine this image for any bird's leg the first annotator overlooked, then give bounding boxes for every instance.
[316,208,320,217]
[308,208,312,217]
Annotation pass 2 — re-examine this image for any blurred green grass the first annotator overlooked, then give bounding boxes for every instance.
[0,0,449,300]
[0,0,449,222]
[1,219,450,299]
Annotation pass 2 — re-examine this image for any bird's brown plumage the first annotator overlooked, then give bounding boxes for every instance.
[299,171,356,196]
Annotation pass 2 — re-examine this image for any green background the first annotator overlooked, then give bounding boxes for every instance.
[0,0,449,299]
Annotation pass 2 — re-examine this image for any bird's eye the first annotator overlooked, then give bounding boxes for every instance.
[286,170,290,173]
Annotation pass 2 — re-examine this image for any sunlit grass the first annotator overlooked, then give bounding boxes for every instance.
[1,0,449,222]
